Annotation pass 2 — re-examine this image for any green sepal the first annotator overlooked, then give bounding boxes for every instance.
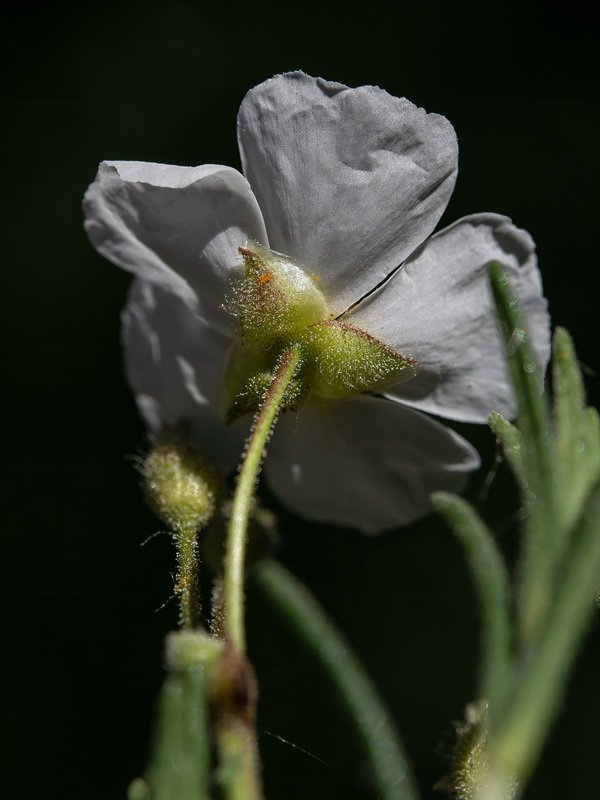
[234,242,328,354]
[226,369,278,422]
[301,320,416,399]
[223,341,307,422]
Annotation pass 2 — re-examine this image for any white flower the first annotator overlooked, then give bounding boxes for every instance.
[83,71,550,534]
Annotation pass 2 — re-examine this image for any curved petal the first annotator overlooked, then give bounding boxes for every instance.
[238,71,458,316]
[122,279,246,471]
[348,214,551,423]
[264,395,480,534]
[84,161,268,333]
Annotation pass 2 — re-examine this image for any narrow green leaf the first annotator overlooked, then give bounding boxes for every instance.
[431,492,512,709]
[552,327,600,532]
[488,262,555,644]
[128,778,151,800]
[552,327,585,417]
[144,666,211,800]
[488,262,553,484]
[488,411,527,488]
[583,406,600,472]
[488,475,600,791]
[254,559,419,800]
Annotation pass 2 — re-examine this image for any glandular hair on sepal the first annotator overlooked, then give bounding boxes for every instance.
[230,242,328,354]
[224,363,307,422]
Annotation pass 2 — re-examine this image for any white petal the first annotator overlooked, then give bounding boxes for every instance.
[84,161,268,332]
[348,214,551,423]
[264,395,480,534]
[122,279,245,471]
[238,72,458,316]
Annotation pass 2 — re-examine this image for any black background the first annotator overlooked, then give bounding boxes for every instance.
[3,2,599,798]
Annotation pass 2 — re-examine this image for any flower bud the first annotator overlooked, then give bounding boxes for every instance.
[142,432,220,532]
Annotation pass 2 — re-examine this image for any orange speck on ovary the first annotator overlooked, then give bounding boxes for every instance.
[257,273,273,285]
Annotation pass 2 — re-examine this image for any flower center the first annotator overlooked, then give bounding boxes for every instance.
[223,243,416,420]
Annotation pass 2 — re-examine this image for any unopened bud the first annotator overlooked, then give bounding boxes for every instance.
[142,433,220,532]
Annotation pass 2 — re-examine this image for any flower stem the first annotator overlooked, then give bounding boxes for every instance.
[224,347,302,653]
[174,529,200,630]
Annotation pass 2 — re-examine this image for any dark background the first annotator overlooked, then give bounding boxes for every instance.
[3,2,599,798]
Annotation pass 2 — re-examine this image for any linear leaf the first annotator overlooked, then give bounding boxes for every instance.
[488,262,555,643]
[488,476,600,791]
[488,262,553,489]
[431,492,512,709]
[254,559,419,800]
[488,411,527,488]
[143,667,211,800]
[552,327,600,532]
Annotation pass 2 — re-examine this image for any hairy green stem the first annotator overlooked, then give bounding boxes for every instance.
[217,348,301,800]
[224,347,302,652]
[175,529,200,630]
[254,559,419,800]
